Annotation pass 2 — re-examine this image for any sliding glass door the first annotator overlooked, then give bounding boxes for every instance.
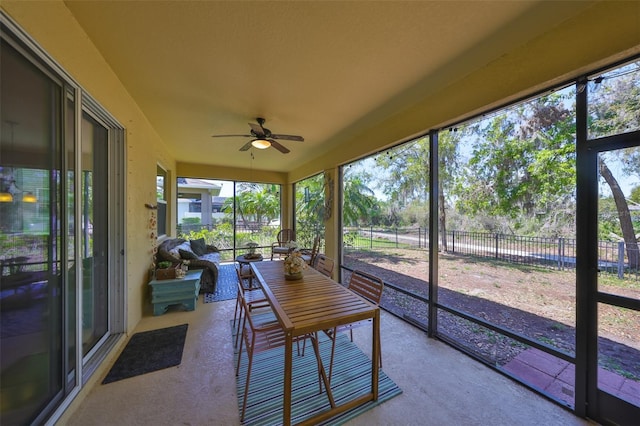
[80,112,110,356]
[1,18,125,424]
[0,35,65,426]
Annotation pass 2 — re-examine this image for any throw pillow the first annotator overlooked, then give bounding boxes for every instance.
[190,238,207,256]
[179,249,198,260]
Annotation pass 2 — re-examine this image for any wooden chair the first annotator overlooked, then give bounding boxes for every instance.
[236,290,332,421]
[233,266,269,349]
[300,235,321,266]
[270,228,295,260]
[324,270,384,384]
[314,254,334,278]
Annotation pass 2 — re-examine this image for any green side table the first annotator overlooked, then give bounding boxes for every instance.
[148,269,202,315]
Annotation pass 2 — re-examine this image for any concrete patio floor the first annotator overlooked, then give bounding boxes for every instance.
[64,294,594,426]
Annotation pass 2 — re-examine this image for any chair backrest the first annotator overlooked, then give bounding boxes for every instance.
[235,263,258,290]
[277,228,295,245]
[315,254,334,278]
[348,270,384,305]
[235,265,248,289]
[237,282,257,329]
[307,235,321,265]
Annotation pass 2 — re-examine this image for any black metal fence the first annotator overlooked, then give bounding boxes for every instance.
[344,226,639,279]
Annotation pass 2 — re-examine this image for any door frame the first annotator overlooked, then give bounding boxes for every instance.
[576,76,640,424]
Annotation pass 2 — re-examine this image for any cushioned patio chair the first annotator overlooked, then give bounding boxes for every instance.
[270,228,295,260]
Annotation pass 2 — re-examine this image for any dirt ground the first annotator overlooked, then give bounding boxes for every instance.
[344,248,640,380]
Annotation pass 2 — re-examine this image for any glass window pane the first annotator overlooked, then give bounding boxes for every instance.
[341,140,430,322]
[65,90,77,385]
[1,39,64,425]
[598,147,640,292]
[588,61,640,140]
[156,165,167,237]
[295,172,325,252]
[176,178,282,262]
[80,112,110,355]
[235,182,281,260]
[438,87,578,405]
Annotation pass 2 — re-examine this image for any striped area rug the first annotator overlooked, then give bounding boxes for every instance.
[234,314,402,425]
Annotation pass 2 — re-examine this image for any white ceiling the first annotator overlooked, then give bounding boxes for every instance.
[62,1,596,173]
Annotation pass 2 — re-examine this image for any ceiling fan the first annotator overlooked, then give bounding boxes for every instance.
[211,117,304,154]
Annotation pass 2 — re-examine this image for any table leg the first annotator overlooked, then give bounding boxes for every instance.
[310,333,335,408]
[284,331,293,426]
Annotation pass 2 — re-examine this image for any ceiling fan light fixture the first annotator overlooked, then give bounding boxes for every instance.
[251,139,271,149]
[22,192,37,203]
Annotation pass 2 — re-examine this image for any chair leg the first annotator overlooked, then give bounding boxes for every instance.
[240,345,254,422]
[300,335,307,356]
[234,304,245,350]
[379,332,383,369]
[233,295,243,349]
[327,327,338,387]
[236,327,245,376]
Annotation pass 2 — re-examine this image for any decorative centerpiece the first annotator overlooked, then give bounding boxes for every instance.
[244,241,261,259]
[283,241,306,280]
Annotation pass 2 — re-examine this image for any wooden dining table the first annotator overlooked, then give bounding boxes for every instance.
[251,260,380,426]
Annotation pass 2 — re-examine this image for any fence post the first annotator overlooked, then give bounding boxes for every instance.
[395,227,399,248]
[557,238,562,271]
[418,227,421,249]
[495,233,499,259]
[618,241,625,279]
[452,230,455,253]
[370,226,373,249]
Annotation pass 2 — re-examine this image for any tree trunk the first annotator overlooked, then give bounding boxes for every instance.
[599,159,639,269]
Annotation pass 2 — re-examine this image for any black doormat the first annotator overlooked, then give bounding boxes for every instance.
[102,323,188,384]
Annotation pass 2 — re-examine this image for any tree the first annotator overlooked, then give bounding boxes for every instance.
[222,184,280,229]
[590,62,640,269]
[454,92,577,236]
[375,140,429,211]
[342,167,377,226]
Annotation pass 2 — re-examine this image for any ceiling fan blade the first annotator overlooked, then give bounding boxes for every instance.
[269,139,290,154]
[239,141,253,151]
[270,134,304,142]
[211,134,252,138]
[248,122,266,138]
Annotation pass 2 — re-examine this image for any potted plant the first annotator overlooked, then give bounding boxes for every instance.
[245,241,260,259]
[157,261,172,269]
[156,260,179,280]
